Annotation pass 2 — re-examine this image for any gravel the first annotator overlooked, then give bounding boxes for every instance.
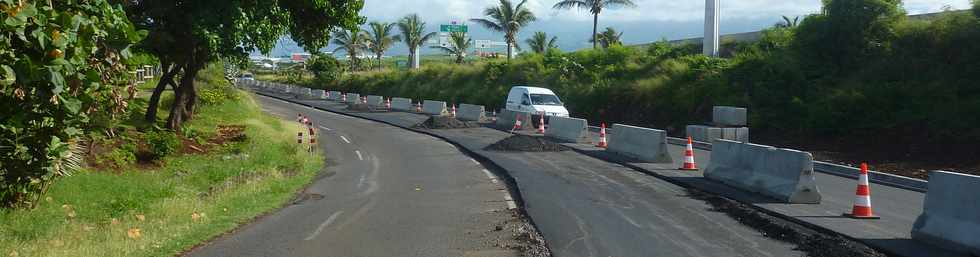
[484,135,567,152]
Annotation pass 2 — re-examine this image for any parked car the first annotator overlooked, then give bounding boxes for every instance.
[504,86,570,117]
[240,73,255,81]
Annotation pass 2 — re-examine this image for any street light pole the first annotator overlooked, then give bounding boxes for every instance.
[703,0,720,57]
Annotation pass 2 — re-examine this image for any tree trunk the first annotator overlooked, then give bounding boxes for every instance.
[182,78,197,120]
[592,13,599,49]
[145,62,179,123]
[377,53,383,71]
[166,62,201,131]
[506,42,513,60]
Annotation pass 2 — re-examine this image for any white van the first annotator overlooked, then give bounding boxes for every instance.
[505,86,570,117]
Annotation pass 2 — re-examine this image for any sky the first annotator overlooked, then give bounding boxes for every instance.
[264,0,973,57]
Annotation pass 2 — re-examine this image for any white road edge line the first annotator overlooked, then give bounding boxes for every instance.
[481,169,494,179]
[340,136,351,144]
[304,211,344,241]
[355,150,363,161]
[318,125,332,131]
[470,159,479,165]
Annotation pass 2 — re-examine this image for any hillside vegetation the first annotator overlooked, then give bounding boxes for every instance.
[309,2,980,171]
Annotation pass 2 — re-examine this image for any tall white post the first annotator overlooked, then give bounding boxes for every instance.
[703,0,720,57]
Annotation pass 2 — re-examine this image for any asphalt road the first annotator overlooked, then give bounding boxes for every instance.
[263,93,803,257]
[184,96,524,257]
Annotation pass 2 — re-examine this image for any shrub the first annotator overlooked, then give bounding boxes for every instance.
[145,131,181,158]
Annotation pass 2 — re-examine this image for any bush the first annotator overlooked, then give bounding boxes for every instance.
[145,131,181,158]
[100,148,136,168]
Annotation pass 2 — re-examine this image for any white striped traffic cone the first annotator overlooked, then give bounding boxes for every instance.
[596,123,608,148]
[341,93,347,103]
[386,98,392,110]
[679,137,698,170]
[537,112,546,134]
[416,101,423,113]
[845,163,880,219]
[451,104,457,117]
[511,114,523,133]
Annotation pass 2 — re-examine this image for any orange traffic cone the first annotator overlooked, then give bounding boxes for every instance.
[680,137,698,170]
[537,112,546,134]
[386,98,392,110]
[451,104,457,117]
[297,132,303,144]
[596,123,608,148]
[341,93,347,103]
[511,114,523,133]
[416,101,423,113]
[845,163,880,219]
[491,111,497,122]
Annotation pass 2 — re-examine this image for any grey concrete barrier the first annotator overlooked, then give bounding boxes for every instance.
[722,127,749,142]
[687,125,723,142]
[713,106,747,126]
[495,109,533,130]
[912,171,980,256]
[705,140,821,204]
[608,124,673,163]
[300,88,313,98]
[312,89,326,99]
[366,95,385,107]
[391,97,413,111]
[327,91,342,100]
[345,93,360,103]
[422,100,448,116]
[457,104,486,121]
[546,116,591,143]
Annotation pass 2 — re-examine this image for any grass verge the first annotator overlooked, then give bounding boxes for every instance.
[0,77,322,257]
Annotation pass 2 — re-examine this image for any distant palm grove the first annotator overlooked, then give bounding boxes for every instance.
[273,0,980,164]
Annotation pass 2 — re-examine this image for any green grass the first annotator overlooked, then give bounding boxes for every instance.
[0,68,323,257]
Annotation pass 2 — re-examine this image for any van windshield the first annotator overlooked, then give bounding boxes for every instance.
[530,94,563,106]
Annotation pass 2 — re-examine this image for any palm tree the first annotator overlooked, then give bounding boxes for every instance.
[525,31,558,54]
[470,0,536,60]
[365,21,401,71]
[398,14,438,69]
[431,31,472,64]
[776,15,800,28]
[331,28,368,71]
[589,27,623,49]
[553,0,636,49]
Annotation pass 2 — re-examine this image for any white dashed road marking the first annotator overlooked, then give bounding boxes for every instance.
[355,150,363,160]
[304,211,344,241]
[318,125,332,131]
[340,136,351,144]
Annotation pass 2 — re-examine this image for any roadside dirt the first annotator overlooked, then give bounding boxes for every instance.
[485,135,567,152]
[752,131,980,180]
[686,188,888,257]
[414,116,475,129]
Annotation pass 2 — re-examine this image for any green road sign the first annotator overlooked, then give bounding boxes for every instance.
[440,24,468,33]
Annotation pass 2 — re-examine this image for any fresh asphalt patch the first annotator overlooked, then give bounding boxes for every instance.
[484,135,567,152]
[686,188,887,257]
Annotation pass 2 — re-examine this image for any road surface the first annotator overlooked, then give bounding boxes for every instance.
[185,96,527,257]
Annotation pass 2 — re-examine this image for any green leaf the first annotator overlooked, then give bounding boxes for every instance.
[49,68,65,94]
[0,65,14,86]
[32,28,46,49]
[61,96,81,115]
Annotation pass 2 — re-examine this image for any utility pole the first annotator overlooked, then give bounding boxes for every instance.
[703,0,720,57]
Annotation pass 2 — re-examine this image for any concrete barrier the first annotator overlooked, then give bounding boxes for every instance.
[722,127,749,141]
[312,90,326,99]
[687,125,723,142]
[545,116,591,143]
[713,106,747,126]
[300,88,313,98]
[391,97,413,111]
[607,124,673,163]
[366,95,385,107]
[345,93,360,103]
[457,104,486,121]
[495,109,533,130]
[327,91,342,100]
[912,171,980,256]
[705,140,821,204]
[422,100,448,116]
